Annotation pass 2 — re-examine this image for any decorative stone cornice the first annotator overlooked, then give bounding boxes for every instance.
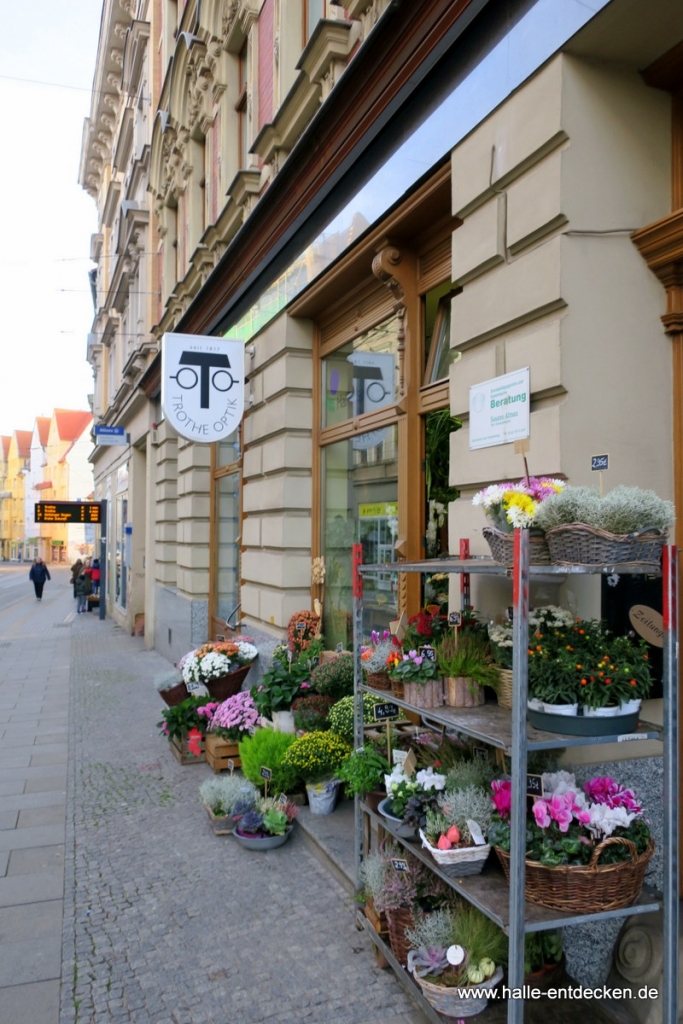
[227,169,262,220]
[632,210,683,336]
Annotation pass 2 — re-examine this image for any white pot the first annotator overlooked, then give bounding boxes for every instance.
[272,710,295,733]
[541,702,579,716]
[618,698,642,715]
[527,698,544,712]
[582,705,621,718]
[306,779,340,815]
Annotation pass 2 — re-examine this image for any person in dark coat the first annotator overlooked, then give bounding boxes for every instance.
[74,571,92,614]
[29,558,51,601]
[71,558,83,597]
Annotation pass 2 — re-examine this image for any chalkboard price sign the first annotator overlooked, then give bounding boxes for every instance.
[260,766,273,781]
[392,859,409,872]
[336,642,344,653]
[591,454,609,472]
[227,759,235,772]
[418,645,436,662]
[448,611,461,627]
[373,702,399,721]
[279,793,288,806]
[527,774,544,798]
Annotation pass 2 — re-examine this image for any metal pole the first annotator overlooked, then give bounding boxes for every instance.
[508,528,529,1024]
[98,501,107,621]
[661,546,679,1024]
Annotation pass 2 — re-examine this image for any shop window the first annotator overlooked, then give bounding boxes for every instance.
[321,425,398,648]
[216,429,241,468]
[322,315,400,429]
[423,285,459,385]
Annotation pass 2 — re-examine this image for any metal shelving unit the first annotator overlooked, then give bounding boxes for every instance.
[353,532,679,1024]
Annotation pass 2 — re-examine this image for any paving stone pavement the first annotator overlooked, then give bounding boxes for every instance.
[59,611,426,1024]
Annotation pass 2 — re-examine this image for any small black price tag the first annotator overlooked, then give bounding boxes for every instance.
[279,793,288,806]
[227,759,235,772]
[591,454,609,471]
[296,621,306,632]
[527,774,544,798]
[418,645,436,662]
[336,642,344,653]
[260,766,273,781]
[448,611,461,627]
[392,858,409,872]
[215,634,225,642]
[373,702,399,721]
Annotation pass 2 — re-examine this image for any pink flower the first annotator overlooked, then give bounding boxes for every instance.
[414,656,423,666]
[491,780,511,819]
[547,793,573,832]
[301,681,311,689]
[533,799,551,828]
[584,776,642,814]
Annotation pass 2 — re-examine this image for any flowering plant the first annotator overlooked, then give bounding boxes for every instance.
[280,729,351,783]
[181,639,258,685]
[472,477,565,531]
[373,844,452,914]
[236,796,299,838]
[487,771,651,867]
[291,694,335,732]
[384,766,447,827]
[488,606,574,669]
[157,696,214,742]
[286,609,320,654]
[361,630,399,674]
[203,691,260,741]
[386,649,440,684]
[403,608,449,649]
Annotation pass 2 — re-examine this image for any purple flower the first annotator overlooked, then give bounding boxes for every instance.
[413,656,423,666]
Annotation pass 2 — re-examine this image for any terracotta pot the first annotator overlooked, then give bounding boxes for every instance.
[205,663,253,701]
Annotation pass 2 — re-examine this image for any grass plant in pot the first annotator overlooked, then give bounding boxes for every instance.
[335,744,390,812]
[233,795,299,850]
[238,727,298,795]
[406,905,507,1017]
[281,730,351,814]
[436,629,500,708]
[198,775,258,834]
[181,639,258,701]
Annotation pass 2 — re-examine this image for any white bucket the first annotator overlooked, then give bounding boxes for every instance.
[306,779,340,815]
[541,702,579,716]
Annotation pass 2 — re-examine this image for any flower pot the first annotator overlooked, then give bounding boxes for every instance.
[377,796,416,838]
[527,706,641,736]
[541,702,578,716]
[366,670,391,691]
[232,825,294,850]
[272,709,296,733]
[204,733,241,773]
[203,804,236,835]
[390,679,404,700]
[527,698,544,711]
[159,680,190,707]
[582,704,621,718]
[409,959,503,1017]
[205,663,253,701]
[363,789,386,814]
[306,778,340,815]
[445,676,484,708]
[419,829,490,877]
[403,678,443,709]
[496,667,513,709]
[619,698,642,715]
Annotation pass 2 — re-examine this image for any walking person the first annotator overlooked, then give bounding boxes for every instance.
[29,557,51,601]
[74,571,92,614]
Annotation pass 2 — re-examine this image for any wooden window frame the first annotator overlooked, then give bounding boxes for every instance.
[209,426,243,640]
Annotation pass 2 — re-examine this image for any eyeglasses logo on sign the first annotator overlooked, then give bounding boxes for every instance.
[161,333,245,443]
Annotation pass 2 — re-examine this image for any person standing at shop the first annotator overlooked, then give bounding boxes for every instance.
[70,557,83,597]
[29,557,51,601]
[90,558,101,595]
[74,570,92,614]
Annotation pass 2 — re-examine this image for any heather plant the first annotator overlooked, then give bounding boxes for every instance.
[198,776,257,817]
[533,486,602,531]
[358,851,386,905]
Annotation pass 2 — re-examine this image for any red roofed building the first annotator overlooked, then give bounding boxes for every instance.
[35,409,94,563]
[0,436,11,559]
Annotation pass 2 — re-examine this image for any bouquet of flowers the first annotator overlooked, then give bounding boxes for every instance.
[472,477,565,531]
[487,771,652,867]
[201,690,260,741]
[361,629,399,674]
[181,639,258,685]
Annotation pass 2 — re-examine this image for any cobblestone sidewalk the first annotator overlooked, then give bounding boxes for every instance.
[60,618,423,1024]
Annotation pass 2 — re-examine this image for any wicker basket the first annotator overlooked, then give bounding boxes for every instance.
[390,678,404,700]
[445,676,484,708]
[483,526,551,566]
[495,837,655,913]
[366,670,391,691]
[205,663,253,701]
[545,523,666,567]
[419,830,490,877]
[159,680,190,707]
[497,667,513,710]
[386,906,416,967]
[410,961,503,1017]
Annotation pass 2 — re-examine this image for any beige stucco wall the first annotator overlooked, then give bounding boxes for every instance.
[240,311,314,632]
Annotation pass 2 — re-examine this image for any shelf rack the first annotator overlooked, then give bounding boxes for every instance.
[352,533,679,1024]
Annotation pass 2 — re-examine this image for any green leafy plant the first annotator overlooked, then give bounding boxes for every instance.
[310,654,355,701]
[386,649,439,684]
[157,696,213,740]
[525,930,563,975]
[327,693,387,742]
[238,728,298,794]
[335,745,390,797]
[251,656,311,716]
[436,631,500,694]
[280,730,351,783]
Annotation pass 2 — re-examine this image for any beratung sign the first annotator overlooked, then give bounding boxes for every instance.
[161,333,245,442]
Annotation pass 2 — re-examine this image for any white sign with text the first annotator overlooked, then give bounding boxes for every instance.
[161,333,245,443]
[469,367,530,450]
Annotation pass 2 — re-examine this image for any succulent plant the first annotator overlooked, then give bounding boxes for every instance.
[239,809,264,834]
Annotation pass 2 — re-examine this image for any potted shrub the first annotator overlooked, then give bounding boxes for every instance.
[488,772,654,913]
[154,668,189,707]
[436,630,500,708]
[181,639,258,701]
[310,654,355,701]
[233,795,299,850]
[198,775,258,834]
[379,765,446,837]
[280,730,351,814]
[251,650,313,732]
[291,694,335,732]
[237,727,298,795]
[472,476,565,565]
[406,905,507,1017]
[335,744,390,811]
[419,782,493,876]
[157,695,213,763]
[534,484,674,567]
[327,693,388,743]
[202,690,260,771]
[386,648,442,708]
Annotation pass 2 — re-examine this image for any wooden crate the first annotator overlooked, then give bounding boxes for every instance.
[169,731,206,765]
[205,733,241,773]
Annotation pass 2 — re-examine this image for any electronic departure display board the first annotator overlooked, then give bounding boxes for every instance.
[35,502,102,524]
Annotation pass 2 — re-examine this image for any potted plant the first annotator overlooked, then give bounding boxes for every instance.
[198,775,258,834]
[534,484,674,566]
[202,690,260,771]
[472,476,565,565]
[327,693,387,743]
[251,650,312,732]
[488,771,654,913]
[154,668,189,707]
[280,730,351,814]
[237,727,298,795]
[379,765,446,837]
[386,648,442,708]
[406,905,507,1017]
[286,609,321,655]
[233,795,299,850]
[361,630,397,690]
[436,630,500,708]
[335,744,390,811]
[488,605,575,709]
[524,930,564,986]
[157,695,213,763]
[181,638,258,701]
[358,850,390,950]
[310,653,355,701]
[419,782,493,876]
[291,694,335,732]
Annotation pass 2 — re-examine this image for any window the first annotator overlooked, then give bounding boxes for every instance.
[236,42,249,168]
[304,0,325,44]
[423,284,459,385]
[322,315,400,429]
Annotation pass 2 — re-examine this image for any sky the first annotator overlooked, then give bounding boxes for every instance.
[0,2,103,438]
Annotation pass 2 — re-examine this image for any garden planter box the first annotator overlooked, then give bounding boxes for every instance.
[205,733,241,773]
[169,730,206,765]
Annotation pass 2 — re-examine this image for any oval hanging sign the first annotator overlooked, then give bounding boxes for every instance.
[628,605,664,648]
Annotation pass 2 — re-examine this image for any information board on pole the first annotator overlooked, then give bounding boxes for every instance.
[35,502,102,524]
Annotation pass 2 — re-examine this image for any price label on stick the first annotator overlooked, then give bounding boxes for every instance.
[527,774,544,798]
[296,621,306,632]
[260,766,273,781]
[418,645,436,662]
[336,642,344,653]
[373,702,399,721]
[279,793,288,806]
[227,759,235,773]
[392,859,409,872]
[448,611,461,627]
[591,454,609,472]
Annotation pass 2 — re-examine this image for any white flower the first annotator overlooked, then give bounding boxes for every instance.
[506,504,535,528]
[415,768,446,791]
[236,641,258,661]
[586,803,637,838]
[541,770,578,796]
